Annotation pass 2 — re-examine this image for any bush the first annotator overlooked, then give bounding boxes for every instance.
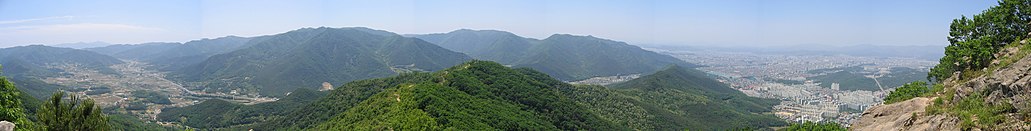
[883,81,930,104]
[0,66,36,130]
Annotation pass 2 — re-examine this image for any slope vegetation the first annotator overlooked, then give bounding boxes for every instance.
[257,61,622,130]
[563,66,785,130]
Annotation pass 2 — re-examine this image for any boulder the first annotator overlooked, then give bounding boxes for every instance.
[0,121,14,131]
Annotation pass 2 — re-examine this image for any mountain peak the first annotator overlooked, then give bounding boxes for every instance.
[448,29,519,37]
[545,34,595,39]
[444,60,508,72]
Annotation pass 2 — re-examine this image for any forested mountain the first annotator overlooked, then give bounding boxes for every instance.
[562,66,785,130]
[413,29,536,64]
[0,45,124,98]
[176,27,472,96]
[138,36,253,70]
[233,60,782,130]
[516,34,693,81]
[413,29,691,81]
[253,60,622,130]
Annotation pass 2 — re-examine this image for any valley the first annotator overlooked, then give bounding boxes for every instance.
[39,60,276,121]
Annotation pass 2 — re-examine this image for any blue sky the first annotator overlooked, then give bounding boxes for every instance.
[0,0,997,47]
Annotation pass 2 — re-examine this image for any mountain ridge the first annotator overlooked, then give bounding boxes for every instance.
[412,29,693,81]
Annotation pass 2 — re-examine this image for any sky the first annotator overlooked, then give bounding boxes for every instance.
[0,0,998,48]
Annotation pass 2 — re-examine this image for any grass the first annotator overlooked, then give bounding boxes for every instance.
[923,38,1030,130]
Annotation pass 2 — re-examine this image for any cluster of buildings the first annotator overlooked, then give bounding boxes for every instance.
[659,49,935,126]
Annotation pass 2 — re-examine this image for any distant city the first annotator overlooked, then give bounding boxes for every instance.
[647,48,938,126]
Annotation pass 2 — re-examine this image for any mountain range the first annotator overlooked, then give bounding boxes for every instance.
[0,27,784,130]
[413,29,693,81]
[174,27,472,96]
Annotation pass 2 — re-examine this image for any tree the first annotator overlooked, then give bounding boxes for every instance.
[35,92,110,131]
[0,65,34,130]
[883,81,932,104]
[929,0,1031,82]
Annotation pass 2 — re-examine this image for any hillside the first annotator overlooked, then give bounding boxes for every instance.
[854,38,1031,130]
[246,60,619,130]
[0,45,124,98]
[566,66,785,130]
[854,1,1031,130]
[413,30,692,81]
[175,27,472,96]
[247,60,785,130]
[157,88,327,129]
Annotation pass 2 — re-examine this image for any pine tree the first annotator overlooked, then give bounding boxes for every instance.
[35,92,110,131]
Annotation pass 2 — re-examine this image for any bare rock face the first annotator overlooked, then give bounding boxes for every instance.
[320,82,334,91]
[851,98,960,131]
[0,121,14,131]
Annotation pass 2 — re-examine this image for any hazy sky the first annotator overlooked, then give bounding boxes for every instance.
[0,0,997,48]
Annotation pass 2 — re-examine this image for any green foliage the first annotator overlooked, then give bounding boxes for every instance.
[0,66,35,131]
[8,78,66,100]
[883,81,931,104]
[258,61,786,130]
[254,73,435,130]
[259,61,622,130]
[929,0,1031,82]
[587,66,786,130]
[133,91,173,105]
[952,91,1015,129]
[35,92,111,131]
[157,88,327,129]
[436,61,620,130]
[158,99,242,128]
[781,121,846,131]
[313,83,546,130]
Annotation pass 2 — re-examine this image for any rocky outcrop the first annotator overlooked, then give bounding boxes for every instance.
[851,97,960,131]
[0,121,13,131]
[853,39,1031,130]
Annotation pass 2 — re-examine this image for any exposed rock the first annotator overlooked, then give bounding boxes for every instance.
[0,121,13,131]
[852,97,960,131]
[320,82,333,91]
